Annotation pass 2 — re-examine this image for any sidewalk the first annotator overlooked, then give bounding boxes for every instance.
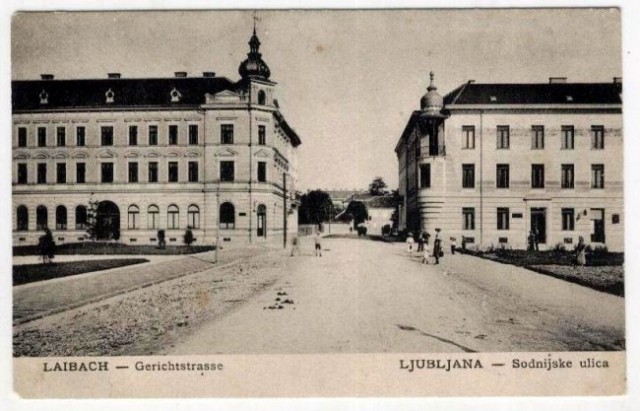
[13,246,270,325]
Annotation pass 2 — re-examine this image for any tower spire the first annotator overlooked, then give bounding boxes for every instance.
[427,71,437,91]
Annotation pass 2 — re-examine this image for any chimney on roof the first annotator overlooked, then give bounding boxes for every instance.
[202,72,216,77]
[613,77,622,84]
[108,73,121,79]
[549,77,567,84]
[40,74,54,80]
[174,71,187,78]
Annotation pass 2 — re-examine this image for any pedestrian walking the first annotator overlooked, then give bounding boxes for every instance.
[533,228,540,251]
[417,230,425,252]
[290,236,300,257]
[575,236,587,269]
[423,230,431,246]
[406,232,414,254]
[314,231,323,257]
[527,231,536,251]
[433,228,442,264]
[450,237,457,255]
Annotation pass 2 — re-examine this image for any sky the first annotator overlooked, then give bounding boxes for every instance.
[11,9,622,191]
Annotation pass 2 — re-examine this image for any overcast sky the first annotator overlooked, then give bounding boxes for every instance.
[12,9,621,191]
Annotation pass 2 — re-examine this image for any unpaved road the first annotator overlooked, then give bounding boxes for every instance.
[170,238,625,354]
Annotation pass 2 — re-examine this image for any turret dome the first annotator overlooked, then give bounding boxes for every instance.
[238,28,271,80]
[420,71,444,115]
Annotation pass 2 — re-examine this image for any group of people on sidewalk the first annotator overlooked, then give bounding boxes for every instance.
[405,228,454,265]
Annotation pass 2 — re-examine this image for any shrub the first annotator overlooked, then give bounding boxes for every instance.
[157,229,166,249]
[592,245,609,255]
[184,228,194,246]
[552,242,566,252]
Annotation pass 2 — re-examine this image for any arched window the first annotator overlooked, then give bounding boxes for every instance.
[188,204,200,229]
[257,90,266,105]
[56,205,67,230]
[17,205,28,231]
[36,205,48,230]
[257,204,267,237]
[219,202,235,229]
[75,205,88,230]
[128,205,140,229]
[167,204,179,229]
[148,205,159,229]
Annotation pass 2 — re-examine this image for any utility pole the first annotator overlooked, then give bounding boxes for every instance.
[283,172,287,249]
[214,182,220,263]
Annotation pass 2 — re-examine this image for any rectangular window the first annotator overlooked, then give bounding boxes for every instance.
[462,126,475,149]
[17,163,28,184]
[128,162,139,183]
[591,126,604,149]
[221,124,234,144]
[561,126,574,149]
[148,125,158,145]
[188,161,199,182]
[76,163,86,184]
[101,162,114,183]
[76,126,86,146]
[591,164,605,189]
[496,164,510,188]
[497,207,510,230]
[168,125,178,145]
[220,161,235,182]
[463,207,475,230]
[168,161,179,182]
[462,164,475,188]
[56,127,66,146]
[148,162,158,183]
[561,164,574,189]
[129,125,138,146]
[562,208,575,231]
[497,125,510,149]
[37,163,47,184]
[18,127,27,147]
[101,126,114,146]
[531,164,545,188]
[37,127,47,147]
[257,161,267,182]
[420,164,431,188]
[258,125,266,145]
[56,163,66,184]
[188,125,199,145]
[531,125,544,149]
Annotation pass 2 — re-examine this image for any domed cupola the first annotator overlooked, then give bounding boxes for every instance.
[420,71,444,116]
[238,28,271,81]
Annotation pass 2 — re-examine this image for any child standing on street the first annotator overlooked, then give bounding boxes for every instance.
[422,248,430,264]
[314,231,323,257]
[450,237,457,255]
[406,232,414,254]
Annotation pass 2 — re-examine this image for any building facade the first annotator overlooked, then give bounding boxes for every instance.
[12,29,301,247]
[396,73,623,251]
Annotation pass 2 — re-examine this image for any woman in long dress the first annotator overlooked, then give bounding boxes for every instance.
[575,236,587,268]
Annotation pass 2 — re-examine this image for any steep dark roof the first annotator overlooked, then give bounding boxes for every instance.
[444,82,622,105]
[366,195,397,209]
[273,110,302,147]
[12,77,236,111]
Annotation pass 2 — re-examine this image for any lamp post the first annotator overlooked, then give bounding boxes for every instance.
[214,181,220,264]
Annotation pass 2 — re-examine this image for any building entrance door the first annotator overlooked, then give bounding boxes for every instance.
[590,208,605,243]
[95,201,120,240]
[257,204,266,238]
[530,207,547,244]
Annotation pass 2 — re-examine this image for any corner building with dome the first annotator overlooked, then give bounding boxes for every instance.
[12,29,301,247]
[396,73,623,251]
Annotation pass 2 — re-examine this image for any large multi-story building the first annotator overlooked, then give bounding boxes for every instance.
[396,73,623,251]
[12,29,301,247]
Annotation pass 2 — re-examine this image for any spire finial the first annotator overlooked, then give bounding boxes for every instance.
[427,71,437,91]
[252,10,260,35]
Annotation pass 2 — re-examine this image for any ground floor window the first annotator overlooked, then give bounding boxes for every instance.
[188,204,200,229]
[462,207,475,230]
[497,207,509,230]
[17,205,28,231]
[148,205,159,229]
[76,205,88,230]
[36,205,48,230]
[562,208,575,231]
[220,202,235,229]
[128,205,140,229]
[167,205,179,229]
[56,205,67,230]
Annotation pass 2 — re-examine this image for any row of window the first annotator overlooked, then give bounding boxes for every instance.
[461,207,581,231]
[14,203,240,231]
[460,125,606,150]
[419,163,606,189]
[16,161,269,184]
[15,124,268,148]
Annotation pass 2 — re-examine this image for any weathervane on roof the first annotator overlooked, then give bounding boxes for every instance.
[252,10,262,33]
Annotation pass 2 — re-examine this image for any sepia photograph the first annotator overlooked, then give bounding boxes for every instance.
[6,5,634,401]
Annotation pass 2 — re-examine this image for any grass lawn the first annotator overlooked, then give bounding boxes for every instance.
[462,248,624,297]
[13,242,214,256]
[13,258,150,286]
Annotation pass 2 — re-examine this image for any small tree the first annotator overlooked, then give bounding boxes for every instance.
[157,229,166,249]
[298,190,333,225]
[85,197,100,241]
[345,201,369,227]
[368,177,388,196]
[184,227,194,247]
[38,228,56,264]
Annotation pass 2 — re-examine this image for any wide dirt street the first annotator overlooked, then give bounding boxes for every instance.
[170,237,625,354]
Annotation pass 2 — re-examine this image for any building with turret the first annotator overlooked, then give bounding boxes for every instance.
[12,28,301,247]
[396,73,623,251]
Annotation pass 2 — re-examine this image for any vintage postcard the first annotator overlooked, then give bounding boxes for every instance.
[7,6,632,402]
